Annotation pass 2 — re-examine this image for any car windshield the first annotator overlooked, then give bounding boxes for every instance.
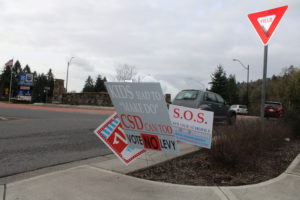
[175,90,198,100]
[265,102,281,107]
[239,105,247,109]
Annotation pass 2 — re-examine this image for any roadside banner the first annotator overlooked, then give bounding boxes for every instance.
[169,104,214,149]
[105,82,179,154]
[94,113,145,165]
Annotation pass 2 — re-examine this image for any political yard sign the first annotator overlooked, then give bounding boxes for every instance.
[169,104,214,149]
[105,82,179,154]
[94,113,145,165]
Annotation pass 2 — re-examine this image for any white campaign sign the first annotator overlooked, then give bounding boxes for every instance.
[94,113,145,165]
[169,104,214,149]
[105,82,179,154]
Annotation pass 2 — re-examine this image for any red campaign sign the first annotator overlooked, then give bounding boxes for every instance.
[94,113,145,165]
[248,5,288,45]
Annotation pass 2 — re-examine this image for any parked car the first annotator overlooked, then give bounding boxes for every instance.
[264,101,284,118]
[230,104,248,115]
[172,90,236,124]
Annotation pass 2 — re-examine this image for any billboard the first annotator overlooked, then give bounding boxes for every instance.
[18,73,33,86]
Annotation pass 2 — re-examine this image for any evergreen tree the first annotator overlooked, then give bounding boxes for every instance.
[32,73,48,102]
[82,76,95,92]
[0,66,12,96]
[209,65,228,100]
[23,65,32,73]
[46,69,55,99]
[11,60,23,97]
[94,75,107,92]
[226,74,239,104]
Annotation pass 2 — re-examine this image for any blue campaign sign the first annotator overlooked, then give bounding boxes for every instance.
[18,73,33,86]
[17,90,32,96]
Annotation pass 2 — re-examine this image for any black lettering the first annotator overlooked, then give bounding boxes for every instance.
[142,135,152,149]
[151,137,159,149]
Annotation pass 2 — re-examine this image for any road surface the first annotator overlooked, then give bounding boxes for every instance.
[0,103,114,178]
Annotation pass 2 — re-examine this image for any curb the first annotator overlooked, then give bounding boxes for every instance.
[33,103,115,111]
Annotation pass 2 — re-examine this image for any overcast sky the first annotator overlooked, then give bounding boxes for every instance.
[0,0,299,97]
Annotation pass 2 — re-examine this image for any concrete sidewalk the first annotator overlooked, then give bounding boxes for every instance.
[1,142,300,200]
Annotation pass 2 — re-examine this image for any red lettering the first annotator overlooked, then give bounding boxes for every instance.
[167,126,173,134]
[197,113,204,124]
[120,114,130,128]
[184,110,193,120]
[133,116,143,130]
[120,114,144,130]
[127,115,136,129]
[173,108,180,118]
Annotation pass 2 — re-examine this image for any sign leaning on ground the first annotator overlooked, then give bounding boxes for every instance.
[169,104,214,149]
[105,82,179,154]
[94,113,146,165]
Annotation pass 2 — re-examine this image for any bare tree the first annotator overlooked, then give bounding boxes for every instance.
[115,64,137,82]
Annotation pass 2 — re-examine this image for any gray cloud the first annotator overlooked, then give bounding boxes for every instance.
[0,0,299,93]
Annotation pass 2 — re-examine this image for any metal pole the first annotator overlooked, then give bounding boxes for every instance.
[65,57,74,93]
[247,65,249,107]
[66,61,70,93]
[232,59,249,106]
[8,67,12,102]
[260,45,268,130]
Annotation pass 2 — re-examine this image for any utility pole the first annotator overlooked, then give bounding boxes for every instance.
[7,58,14,103]
[66,57,75,93]
[233,59,250,107]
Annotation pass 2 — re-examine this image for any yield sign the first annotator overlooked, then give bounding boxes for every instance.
[248,5,288,45]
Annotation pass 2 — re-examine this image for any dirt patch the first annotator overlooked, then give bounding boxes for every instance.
[129,138,300,186]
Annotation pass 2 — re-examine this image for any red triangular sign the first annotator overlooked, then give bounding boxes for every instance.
[248,5,288,45]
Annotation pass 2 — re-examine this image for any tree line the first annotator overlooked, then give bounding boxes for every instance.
[82,75,107,92]
[0,60,109,102]
[2,59,299,112]
[209,64,300,115]
[0,60,55,102]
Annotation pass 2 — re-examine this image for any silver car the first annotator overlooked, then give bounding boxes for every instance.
[172,90,236,124]
[230,104,248,115]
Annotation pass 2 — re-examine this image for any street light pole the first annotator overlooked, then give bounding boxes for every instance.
[66,57,74,93]
[233,59,250,107]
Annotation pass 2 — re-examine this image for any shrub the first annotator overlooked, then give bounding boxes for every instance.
[210,119,291,170]
[284,109,300,139]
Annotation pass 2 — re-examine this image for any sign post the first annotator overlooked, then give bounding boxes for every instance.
[248,5,288,130]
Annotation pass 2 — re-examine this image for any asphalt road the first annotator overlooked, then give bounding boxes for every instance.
[0,104,113,178]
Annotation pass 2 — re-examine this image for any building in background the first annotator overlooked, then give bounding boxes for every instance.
[52,79,65,103]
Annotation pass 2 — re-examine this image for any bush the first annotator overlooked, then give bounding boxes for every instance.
[210,120,291,170]
[284,109,300,139]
